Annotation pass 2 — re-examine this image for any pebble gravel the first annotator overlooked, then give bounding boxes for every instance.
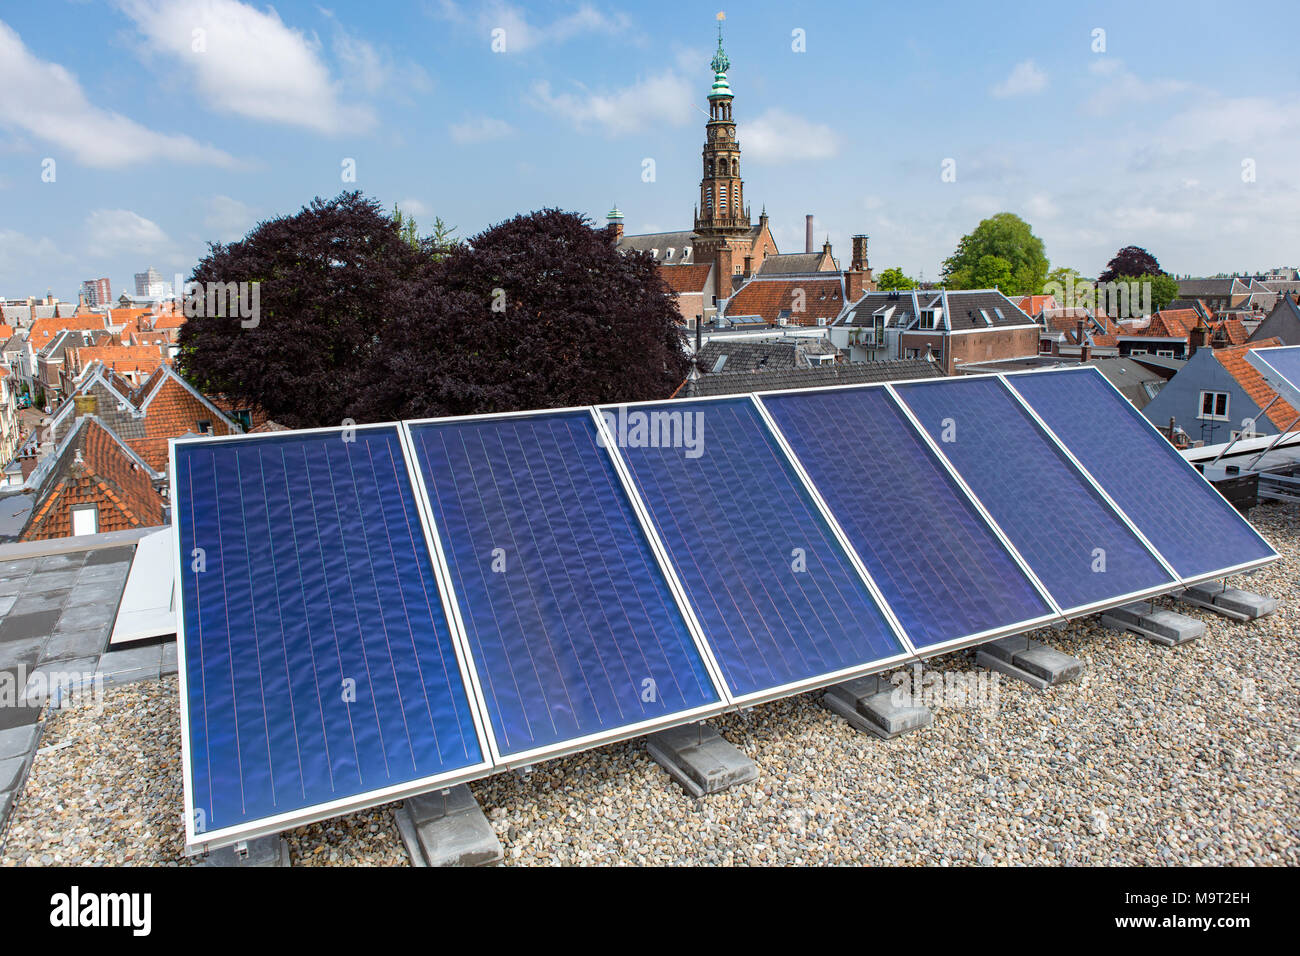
[3,505,1297,866]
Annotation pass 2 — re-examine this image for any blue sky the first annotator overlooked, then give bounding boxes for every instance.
[2,0,1298,300]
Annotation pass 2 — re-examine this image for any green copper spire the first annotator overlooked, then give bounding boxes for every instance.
[709,13,731,98]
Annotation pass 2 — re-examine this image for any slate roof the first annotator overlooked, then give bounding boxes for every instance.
[758,253,834,275]
[1213,339,1298,431]
[1248,296,1300,346]
[1083,357,1169,411]
[1177,278,1246,298]
[617,230,698,263]
[697,340,802,374]
[686,359,941,397]
[21,416,166,541]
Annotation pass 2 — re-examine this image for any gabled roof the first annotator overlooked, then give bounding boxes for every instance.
[129,367,239,470]
[69,344,167,377]
[1248,295,1300,346]
[723,274,846,327]
[20,415,166,541]
[1177,278,1247,297]
[1212,339,1298,431]
[1017,294,1059,315]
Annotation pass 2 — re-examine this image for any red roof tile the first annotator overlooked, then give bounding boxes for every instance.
[658,263,713,295]
[21,418,165,541]
[724,276,844,327]
[1213,339,1298,431]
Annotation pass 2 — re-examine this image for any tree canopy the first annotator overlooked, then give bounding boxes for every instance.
[875,267,916,291]
[940,213,1048,295]
[1098,245,1162,283]
[178,193,689,428]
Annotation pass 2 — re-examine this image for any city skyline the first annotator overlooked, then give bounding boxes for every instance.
[2,0,1298,299]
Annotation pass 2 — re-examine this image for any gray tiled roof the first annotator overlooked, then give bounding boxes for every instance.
[758,253,828,275]
[697,340,802,374]
[690,359,940,397]
[617,231,696,260]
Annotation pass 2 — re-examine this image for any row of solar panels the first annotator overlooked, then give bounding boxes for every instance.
[171,366,1277,850]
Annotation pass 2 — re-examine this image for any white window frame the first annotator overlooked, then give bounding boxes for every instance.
[71,503,98,537]
[1198,390,1230,422]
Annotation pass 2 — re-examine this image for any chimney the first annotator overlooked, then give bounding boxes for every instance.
[1076,319,1091,363]
[1189,309,1212,357]
[805,215,814,254]
[743,256,752,277]
[851,235,869,272]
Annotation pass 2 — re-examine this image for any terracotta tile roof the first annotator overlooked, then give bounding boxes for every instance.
[1017,295,1058,315]
[28,314,109,346]
[1136,309,1200,338]
[21,416,165,541]
[724,276,845,327]
[0,324,12,339]
[1213,317,1249,346]
[1213,338,1298,431]
[131,374,236,470]
[70,344,168,377]
[658,263,713,295]
[249,420,290,433]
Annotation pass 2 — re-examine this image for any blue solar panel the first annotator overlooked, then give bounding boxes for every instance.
[407,411,721,759]
[606,397,906,698]
[1248,345,1300,400]
[173,426,485,844]
[1006,368,1277,579]
[759,387,1054,650]
[894,377,1176,611]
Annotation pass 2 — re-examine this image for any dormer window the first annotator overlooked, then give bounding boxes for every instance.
[919,310,937,330]
[650,248,659,259]
[665,248,675,260]
[682,247,692,261]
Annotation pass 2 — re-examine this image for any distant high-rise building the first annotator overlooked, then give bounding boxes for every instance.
[134,267,171,299]
[81,277,112,307]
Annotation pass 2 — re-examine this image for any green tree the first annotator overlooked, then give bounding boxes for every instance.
[941,213,1048,295]
[876,267,916,291]
[392,204,420,250]
[1111,273,1179,311]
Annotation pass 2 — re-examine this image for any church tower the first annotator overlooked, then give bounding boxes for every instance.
[693,16,756,286]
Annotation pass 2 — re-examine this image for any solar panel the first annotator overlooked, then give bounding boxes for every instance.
[405,410,725,764]
[893,376,1178,613]
[603,396,910,702]
[758,386,1057,653]
[172,425,490,850]
[1005,367,1277,581]
[1245,345,1300,411]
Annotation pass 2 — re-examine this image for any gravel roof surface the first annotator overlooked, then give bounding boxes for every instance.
[3,505,1298,867]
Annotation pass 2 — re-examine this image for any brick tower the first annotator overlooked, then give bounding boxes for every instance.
[693,16,753,288]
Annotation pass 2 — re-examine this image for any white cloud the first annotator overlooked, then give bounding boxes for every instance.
[743,109,842,164]
[84,209,169,258]
[396,198,430,218]
[438,1,630,53]
[449,116,514,144]
[1083,59,1190,116]
[991,60,1047,98]
[115,0,374,133]
[0,229,68,281]
[204,196,257,242]
[531,72,693,135]
[0,20,236,169]
[323,9,433,95]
